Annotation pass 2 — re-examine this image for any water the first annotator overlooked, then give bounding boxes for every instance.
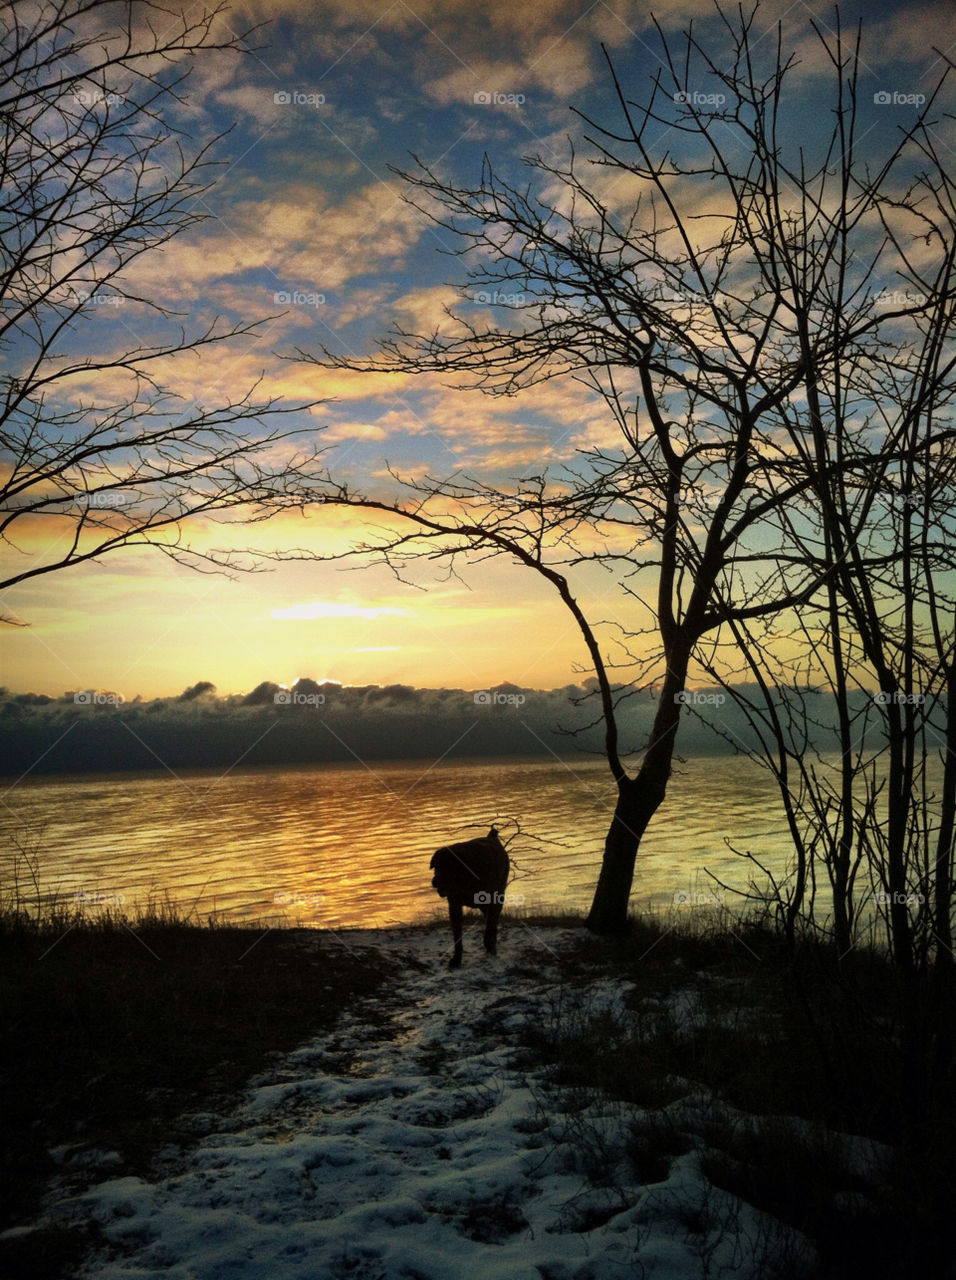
[0,754,802,928]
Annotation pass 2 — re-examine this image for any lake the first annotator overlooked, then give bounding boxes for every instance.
[0,754,807,927]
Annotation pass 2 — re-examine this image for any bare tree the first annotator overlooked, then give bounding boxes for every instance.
[0,0,320,613]
[686,16,956,982]
[288,3,954,936]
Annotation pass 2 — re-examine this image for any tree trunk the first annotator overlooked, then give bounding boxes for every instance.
[586,773,668,932]
[831,851,852,954]
[586,652,688,934]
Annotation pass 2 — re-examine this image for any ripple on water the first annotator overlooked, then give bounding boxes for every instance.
[1,755,853,926]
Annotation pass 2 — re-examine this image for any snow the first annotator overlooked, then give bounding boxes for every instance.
[32,923,825,1278]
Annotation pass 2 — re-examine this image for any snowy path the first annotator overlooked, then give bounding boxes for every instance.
[54,923,813,1279]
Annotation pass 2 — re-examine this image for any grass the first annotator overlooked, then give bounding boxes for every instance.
[0,893,390,1279]
[521,907,956,1279]
[4,879,956,1280]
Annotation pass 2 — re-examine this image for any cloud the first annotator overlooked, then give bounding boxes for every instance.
[0,678,629,775]
[864,4,956,71]
[390,285,467,334]
[49,339,413,419]
[114,181,426,309]
[0,677,901,777]
[321,419,389,442]
[270,600,409,620]
[425,57,570,107]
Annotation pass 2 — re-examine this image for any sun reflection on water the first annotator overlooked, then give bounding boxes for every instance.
[1,755,825,928]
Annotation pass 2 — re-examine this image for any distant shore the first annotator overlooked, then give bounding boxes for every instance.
[0,682,904,775]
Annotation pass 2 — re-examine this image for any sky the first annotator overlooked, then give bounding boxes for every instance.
[3,0,955,700]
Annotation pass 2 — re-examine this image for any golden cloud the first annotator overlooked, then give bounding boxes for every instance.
[270,600,408,619]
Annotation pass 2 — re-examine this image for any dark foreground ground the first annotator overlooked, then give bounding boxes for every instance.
[2,903,955,1279]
